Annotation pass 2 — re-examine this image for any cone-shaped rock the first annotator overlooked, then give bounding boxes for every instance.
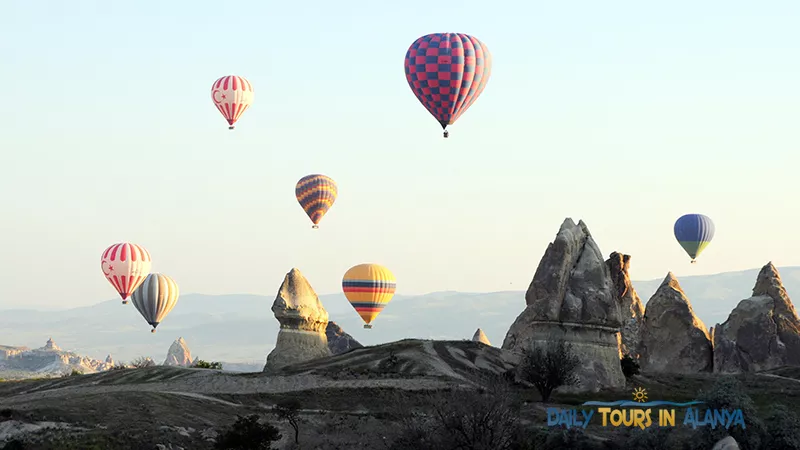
[472,328,491,346]
[326,321,362,355]
[263,268,331,373]
[713,262,800,373]
[606,252,644,357]
[163,337,193,367]
[638,273,712,373]
[502,218,625,392]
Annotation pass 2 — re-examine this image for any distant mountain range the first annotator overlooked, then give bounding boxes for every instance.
[1,266,799,365]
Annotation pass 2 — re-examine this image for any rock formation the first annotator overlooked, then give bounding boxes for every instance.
[712,436,740,450]
[637,273,713,373]
[472,328,491,346]
[105,355,114,366]
[713,262,800,373]
[605,252,644,357]
[163,337,194,367]
[326,321,362,355]
[0,338,113,377]
[502,218,626,391]
[43,337,60,351]
[263,268,331,373]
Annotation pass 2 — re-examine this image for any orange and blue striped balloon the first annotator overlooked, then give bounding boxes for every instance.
[295,174,337,229]
[342,263,396,329]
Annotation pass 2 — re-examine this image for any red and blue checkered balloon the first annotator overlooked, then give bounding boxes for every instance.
[404,33,492,135]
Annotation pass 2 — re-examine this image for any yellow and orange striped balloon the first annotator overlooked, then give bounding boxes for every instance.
[342,263,396,328]
[295,174,337,229]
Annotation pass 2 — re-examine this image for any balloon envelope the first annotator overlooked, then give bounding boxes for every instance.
[295,174,338,228]
[342,263,396,326]
[130,273,180,332]
[674,214,715,262]
[211,75,254,129]
[404,33,492,132]
[100,243,152,304]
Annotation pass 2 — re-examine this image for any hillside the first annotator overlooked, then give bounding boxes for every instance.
[0,339,798,449]
[1,267,799,365]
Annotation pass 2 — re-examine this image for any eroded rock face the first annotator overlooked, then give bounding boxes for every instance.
[472,328,491,346]
[0,338,113,376]
[638,273,713,373]
[263,268,332,373]
[502,218,626,392]
[163,337,193,367]
[326,321,362,355]
[713,262,800,373]
[605,252,644,357]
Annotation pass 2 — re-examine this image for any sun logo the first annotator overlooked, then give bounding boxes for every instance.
[632,387,648,403]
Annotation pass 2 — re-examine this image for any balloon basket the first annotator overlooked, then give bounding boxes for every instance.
[151,329,156,333]
[443,131,449,138]
[690,260,697,264]
[312,225,319,229]
[121,300,128,305]
[228,126,235,130]
[363,324,373,329]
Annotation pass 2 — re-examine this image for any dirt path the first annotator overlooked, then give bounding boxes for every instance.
[757,373,800,384]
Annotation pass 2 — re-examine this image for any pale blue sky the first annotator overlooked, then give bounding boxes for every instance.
[2,1,800,309]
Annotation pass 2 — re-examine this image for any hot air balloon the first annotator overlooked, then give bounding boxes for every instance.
[404,33,492,138]
[101,243,152,304]
[674,214,715,263]
[295,174,338,229]
[130,273,180,333]
[211,75,254,130]
[342,263,396,329]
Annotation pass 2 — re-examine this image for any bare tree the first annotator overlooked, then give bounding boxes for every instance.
[516,339,580,403]
[390,375,521,450]
[131,356,156,368]
[273,399,302,445]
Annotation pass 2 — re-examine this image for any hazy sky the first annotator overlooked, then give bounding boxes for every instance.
[2,1,800,309]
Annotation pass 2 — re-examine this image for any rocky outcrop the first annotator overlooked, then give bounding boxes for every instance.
[712,436,740,450]
[0,338,113,377]
[605,252,644,357]
[105,355,114,366]
[638,273,713,373]
[502,218,626,392]
[263,268,332,373]
[713,262,800,373]
[472,328,491,346]
[0,345,29,360]
[163,337,193,367]
[326,321,362,355]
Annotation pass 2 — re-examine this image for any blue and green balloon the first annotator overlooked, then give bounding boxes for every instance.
[674,214,715,263]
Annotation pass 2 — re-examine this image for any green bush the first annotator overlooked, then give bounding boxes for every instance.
[686,376,765,450]
[516,338,581,403]
[763,404,800,449]
[192,360,223,370]
[214,414,281,450]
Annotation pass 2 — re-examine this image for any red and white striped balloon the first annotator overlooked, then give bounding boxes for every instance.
[100,243,152,304]
[210,75,254,130]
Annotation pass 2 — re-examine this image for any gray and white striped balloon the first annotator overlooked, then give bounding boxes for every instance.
[130,273,180,333]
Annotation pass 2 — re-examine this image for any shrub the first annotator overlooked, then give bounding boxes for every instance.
[214,414,281,450]
[763,404,800,449]
[620,354,640,379]
[193,360,223,370]
[131,357,156,368]
[516,338,581,402]
[2,439,27,450]
[390,376,520,450]
[685,376,765,450]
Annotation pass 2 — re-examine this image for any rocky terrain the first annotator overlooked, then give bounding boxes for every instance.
[0,338,114,380]
[1,217,799,449]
